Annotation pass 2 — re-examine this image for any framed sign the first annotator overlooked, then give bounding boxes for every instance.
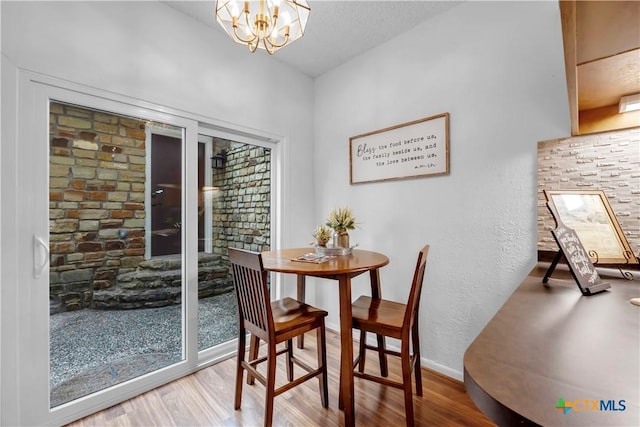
[349,113,449,184]
[544,189,638,265]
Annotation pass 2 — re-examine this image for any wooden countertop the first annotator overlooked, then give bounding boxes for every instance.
[464,264,639,426]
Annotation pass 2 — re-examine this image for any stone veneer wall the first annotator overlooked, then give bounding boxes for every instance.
[49,102,147,311]
[537,127,640,257]
[211,145,271,262]
[49,104,271,312]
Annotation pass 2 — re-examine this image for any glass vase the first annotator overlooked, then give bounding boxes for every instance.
[334,230,350,248]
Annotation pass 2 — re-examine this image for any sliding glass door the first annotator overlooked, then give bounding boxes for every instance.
[16,77,197,426]
[48,102,186,407]
[196,133,272,352]
[11,73,278,426]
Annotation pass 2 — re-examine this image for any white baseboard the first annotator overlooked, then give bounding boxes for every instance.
[422,358,463,382]
[326,323,464,383]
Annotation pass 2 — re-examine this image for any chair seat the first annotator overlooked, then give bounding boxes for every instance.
[352,295,406,338]
[272,297,328,335]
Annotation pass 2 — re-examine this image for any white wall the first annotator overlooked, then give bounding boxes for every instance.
[313,1,570,379]
[1,50,21,427]
[1,1,315,424]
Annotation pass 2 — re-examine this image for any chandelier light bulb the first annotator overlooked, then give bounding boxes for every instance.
[229,1,240,17]
[281,10,290,25]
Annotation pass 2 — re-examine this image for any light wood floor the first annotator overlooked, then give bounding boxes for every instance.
[67,330,496,426]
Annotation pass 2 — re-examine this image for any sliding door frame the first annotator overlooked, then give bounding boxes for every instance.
[5,70,283,426]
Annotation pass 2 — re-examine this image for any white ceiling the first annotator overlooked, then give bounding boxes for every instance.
[163,1,463,78]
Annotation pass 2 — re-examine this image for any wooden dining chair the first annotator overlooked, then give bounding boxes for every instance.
[228,247,329,427]
[351,245,430,426]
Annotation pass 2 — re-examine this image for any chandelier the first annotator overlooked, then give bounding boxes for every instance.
[215,0,310,55]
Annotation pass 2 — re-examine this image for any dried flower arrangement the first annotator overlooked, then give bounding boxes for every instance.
[312,225,333,246]
[326,207,357,233]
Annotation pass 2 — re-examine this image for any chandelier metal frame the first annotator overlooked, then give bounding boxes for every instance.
[215,0,311,55]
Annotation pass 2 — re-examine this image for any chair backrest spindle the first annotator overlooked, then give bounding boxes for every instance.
[229,248,273,335]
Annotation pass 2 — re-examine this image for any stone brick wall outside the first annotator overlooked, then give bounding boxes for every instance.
[49,102,147,311]
[537,127,640,258]
[211,145,271,264]
[49,103,272,311]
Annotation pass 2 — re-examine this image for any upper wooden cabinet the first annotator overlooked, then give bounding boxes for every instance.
[560,0,640,135]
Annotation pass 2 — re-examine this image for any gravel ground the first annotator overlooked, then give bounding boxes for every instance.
[50,292,238,407]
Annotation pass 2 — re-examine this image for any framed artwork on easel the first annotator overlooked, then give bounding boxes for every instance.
[543,189,638,265]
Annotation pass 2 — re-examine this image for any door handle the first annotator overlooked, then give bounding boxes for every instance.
[33,235,49,279]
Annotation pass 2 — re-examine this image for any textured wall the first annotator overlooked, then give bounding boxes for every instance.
[537,127,640,258]
[313,1,569,379]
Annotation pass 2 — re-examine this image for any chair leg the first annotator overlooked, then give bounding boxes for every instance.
[412,323,422,396]
[358,330,367,373]
[317,324,329,408]
[401,340,415,426]
[264,342,277,427]
[358,330,388,377]
[376,333,388,377]
[235,328,246,410]
[247,334,260,385]
[286,338,294,382]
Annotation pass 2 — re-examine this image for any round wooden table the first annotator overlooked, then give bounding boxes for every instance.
[261,248,389,427]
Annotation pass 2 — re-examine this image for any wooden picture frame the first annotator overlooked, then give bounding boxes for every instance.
[544,189,638,265]
[349,113,449,184]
